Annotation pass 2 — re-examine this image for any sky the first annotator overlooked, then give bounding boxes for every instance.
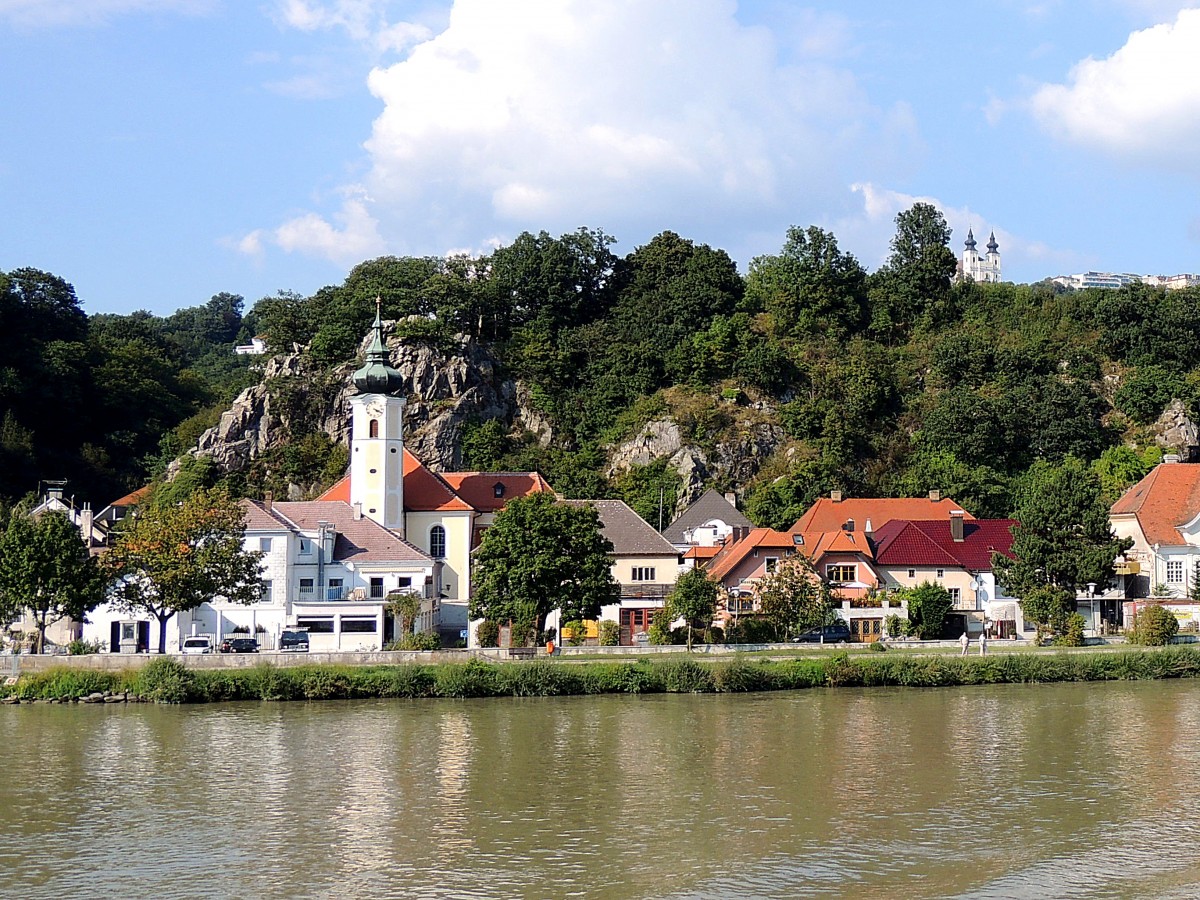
[2,0,1199,317]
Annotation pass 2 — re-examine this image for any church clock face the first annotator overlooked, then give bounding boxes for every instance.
[365,398,385,419]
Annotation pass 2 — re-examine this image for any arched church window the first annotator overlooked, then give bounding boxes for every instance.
[430,525,446,558]
[369,419,379,438]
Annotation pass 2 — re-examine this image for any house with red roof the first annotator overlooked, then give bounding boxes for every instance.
[1110,460,1200,600]
[871,511,1020,636]
[790,490,974,534]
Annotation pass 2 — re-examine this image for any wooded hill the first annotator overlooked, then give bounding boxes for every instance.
[3,204,1192,524]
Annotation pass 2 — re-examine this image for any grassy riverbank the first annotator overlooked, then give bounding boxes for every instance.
[5,647,1200,704]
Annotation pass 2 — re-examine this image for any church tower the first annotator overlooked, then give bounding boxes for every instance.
[349,301,406,532]
[985,231,1001,282]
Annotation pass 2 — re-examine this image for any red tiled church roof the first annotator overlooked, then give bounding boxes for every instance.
[440,471,554,511]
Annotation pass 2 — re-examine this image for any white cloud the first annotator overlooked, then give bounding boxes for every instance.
[250,0,907,267]
[253,196,386,265]
[0,0,213,27]
[1030,8,1200,166]
[274,0,432,53]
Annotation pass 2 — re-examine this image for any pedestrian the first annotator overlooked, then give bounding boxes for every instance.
[979,629,988,656]
[960,631,969,656]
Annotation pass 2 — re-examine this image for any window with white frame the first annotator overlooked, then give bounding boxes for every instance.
[429,525,446,559]
[936,568,945,579]
[261,579,272,603]
[327,578,344,600]
[631,567,656,582]
[826,564,856,583]
[299,577,314,596]
[907,569,915,578]
[370,577,385,599]
[1167,560,1185,584]
[299,538,313,556]
[765,557,779,573]
[948,587,961,604]
[259,537,272,553]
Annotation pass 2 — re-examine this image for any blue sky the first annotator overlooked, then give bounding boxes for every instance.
[2,0,1198,316]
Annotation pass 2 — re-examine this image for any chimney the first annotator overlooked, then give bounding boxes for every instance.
[353,502,363,521]
[864,517,873,536]
[1164,453,1181,464]
[950,509,965,542]
[928,489,941,502]
[831,490,843,503]
[264,490,273,512]
[724,491,737,507]
[844,518,855,532]
[80,504,95,547]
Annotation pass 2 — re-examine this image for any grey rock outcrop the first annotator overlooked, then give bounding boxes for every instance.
[178,322,530,480]
[1153,399,1199,451]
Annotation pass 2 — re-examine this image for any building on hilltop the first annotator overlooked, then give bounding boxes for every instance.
[955,228,1001,284]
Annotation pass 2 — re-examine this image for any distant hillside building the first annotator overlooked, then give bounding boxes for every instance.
[1050,272,1200,291]
[956,228,1001,284]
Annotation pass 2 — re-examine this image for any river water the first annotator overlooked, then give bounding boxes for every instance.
[3,680,1200,899]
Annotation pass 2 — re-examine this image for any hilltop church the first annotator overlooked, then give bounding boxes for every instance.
[956,228,1002,283]
[83,307,552,653]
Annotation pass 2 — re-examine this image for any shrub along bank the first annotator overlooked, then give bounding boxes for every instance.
[7,649,1200,704]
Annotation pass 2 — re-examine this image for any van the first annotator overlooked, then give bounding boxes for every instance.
[181,636,213,655]
[280,630,310,652]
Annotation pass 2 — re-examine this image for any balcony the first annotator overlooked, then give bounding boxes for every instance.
[620,583,673,600]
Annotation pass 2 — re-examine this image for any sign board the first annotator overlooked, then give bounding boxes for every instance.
[459,630,468,639]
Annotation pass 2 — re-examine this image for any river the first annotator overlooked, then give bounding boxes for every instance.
[3,680,1200,899]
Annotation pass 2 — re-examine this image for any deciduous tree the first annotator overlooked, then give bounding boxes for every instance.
[902,581,953,640]
[101,487,264,653]
[752,555,835,640]
[667,567,719,650]
[0,509,101,653]
[469,494,618,645]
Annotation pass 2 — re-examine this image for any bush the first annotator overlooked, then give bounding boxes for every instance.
[562,620,587,647]
[67,639,105,655]
[868,640,888,652]
[598,620,620,646]
[384,633,440,651]
[656,657,715,692]
[1055,613,1086,647]
[475,620,500,648]
[135,657,194,703]
[435,658,500,698]
[725,618,776,644]
[647,609,676,645]
[884,614,908,639]
[1128,605,1180,646]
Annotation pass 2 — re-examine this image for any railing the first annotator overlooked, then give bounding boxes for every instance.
[326,586,345,601]
[620,583,673,599]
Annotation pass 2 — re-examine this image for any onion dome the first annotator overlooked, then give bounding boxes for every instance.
[352,299,404,395]
[964,228,977,250]
[986,231,999,253]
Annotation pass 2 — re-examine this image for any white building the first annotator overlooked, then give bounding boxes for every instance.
[956,229,1001,284]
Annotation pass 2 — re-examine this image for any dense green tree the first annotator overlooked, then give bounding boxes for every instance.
[469,494,618,644]
[902,581,954,639]
[101,487,264,653]
[1019,584,1075,642]
[1091,445,1158,505]
[746,225,868,340]
[752,555,835,640]
[993,457,1132,597]
[0,508,102,653]
[870,203,957,334]
[666,567,720,650]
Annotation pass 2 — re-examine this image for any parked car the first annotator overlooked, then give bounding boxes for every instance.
[181,636,213,655]
[219,637,260,653]
[792,623,852,644]
[280,630,310,652]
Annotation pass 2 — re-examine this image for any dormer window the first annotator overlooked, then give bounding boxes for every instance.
[493,482,505,499]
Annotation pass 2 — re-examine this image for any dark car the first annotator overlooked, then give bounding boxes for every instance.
[792,623,852,644]
[280,630,310,652]
[220,637,260,653]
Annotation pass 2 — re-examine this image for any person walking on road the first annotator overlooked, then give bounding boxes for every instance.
[979,629,988,656]
[960,631,969,656]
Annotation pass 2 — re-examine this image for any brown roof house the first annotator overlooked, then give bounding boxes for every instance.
[556,500,682,646]
[662,489,754,561]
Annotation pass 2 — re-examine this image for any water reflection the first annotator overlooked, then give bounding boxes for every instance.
[5,681,1200,898]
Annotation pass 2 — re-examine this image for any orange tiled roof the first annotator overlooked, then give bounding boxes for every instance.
[791,496,974,533]
[108,485,152,508]
[440,471,554,511]
[1111,463,1200,545]
[683,545,723,560]
[706,528,797,582]
[315,453,474,512]
[792,529,875,561]
[316,476,350,503]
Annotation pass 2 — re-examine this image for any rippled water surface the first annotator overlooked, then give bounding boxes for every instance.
[4,680,1200,899]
